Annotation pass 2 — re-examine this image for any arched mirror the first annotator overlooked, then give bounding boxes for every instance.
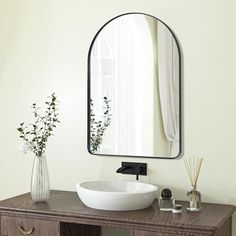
[88,13,181,159]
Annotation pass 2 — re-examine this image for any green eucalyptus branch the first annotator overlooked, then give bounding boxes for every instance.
[17,93,60,156]
[90,97,112,153]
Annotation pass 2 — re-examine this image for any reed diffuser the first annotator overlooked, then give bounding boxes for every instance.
[184,157,203,211]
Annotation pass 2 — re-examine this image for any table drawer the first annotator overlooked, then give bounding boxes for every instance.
[1,216,60,236]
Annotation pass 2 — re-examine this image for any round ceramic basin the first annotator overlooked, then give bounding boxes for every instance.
[76,181,158,211]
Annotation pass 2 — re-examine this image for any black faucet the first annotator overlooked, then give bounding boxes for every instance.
[116,162,147,180]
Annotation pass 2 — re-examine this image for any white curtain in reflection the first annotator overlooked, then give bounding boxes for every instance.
[91,15,137,154]
[157,22,179,157]
[91,15,155,156]
[90,25,116,153]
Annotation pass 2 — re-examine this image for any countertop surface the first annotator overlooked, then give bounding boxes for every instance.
[0,190,235,232]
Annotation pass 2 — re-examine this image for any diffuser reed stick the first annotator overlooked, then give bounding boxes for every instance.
[184,157,203,187]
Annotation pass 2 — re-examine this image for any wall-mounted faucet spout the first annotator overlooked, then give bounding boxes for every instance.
[116,166,131,173]
[116,162,147,180]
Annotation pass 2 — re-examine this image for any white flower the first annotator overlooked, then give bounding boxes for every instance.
[19,142,33,155]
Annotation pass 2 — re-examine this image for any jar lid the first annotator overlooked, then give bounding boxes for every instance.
[161,188,172,200]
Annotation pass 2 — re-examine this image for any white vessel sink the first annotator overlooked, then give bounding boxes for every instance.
[76,181,158,211]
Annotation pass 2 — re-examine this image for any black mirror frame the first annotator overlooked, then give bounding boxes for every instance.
[87,12,182,159]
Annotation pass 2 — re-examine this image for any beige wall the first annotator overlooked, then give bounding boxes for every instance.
[0,0,236,235]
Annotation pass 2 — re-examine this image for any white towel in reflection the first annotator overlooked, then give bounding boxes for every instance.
[157,22,180,156]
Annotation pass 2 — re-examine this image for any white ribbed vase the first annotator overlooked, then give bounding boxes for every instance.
[31,155,50,202]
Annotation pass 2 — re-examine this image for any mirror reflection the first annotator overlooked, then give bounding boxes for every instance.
[88,13,181,158]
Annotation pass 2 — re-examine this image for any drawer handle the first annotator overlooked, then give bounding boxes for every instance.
[16,225,34,235]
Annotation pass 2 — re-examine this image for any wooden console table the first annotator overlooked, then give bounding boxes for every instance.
[0,190,234,236]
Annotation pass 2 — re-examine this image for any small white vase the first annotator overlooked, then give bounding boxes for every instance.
[31,155,50,202]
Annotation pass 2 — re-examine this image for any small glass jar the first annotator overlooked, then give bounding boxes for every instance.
[159,188,175,211]
[187,186,201,211]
